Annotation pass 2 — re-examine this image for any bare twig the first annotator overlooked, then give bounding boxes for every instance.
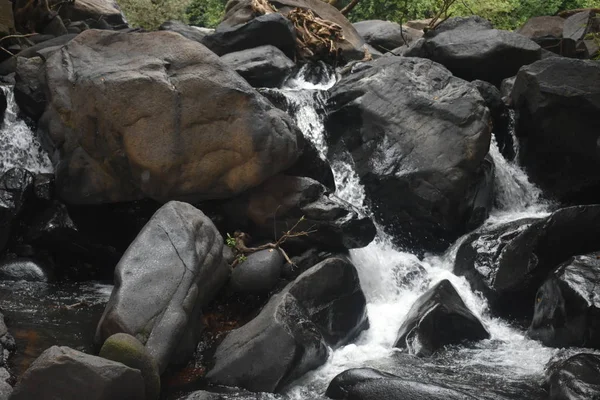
[340,0,361,15]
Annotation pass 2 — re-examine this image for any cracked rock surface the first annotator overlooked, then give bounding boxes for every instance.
[38,29,302,204]
[95,201,230,372]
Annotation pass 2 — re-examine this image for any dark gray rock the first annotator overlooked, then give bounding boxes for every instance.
[159,20,214,43]
[352,20,421,52]
[517,16,576,57]
[0,87,6,121]
[42,15,68,37]
[326,368,477,400]
[0,34,77,76]
[500,76,516,103]
[511,57,600,202]
[394,280,489,356]
[221,45,295,88]
[545,353,600,400]
[95,201,230,373]
[230,249,283,294]
[0,258,52,282]
[14,56,46,122]
[202,14,297,58]
[405,16,541,85]
[223,175,375,251]
[472,80,513,160]
[206,257,368,392]
[284,138,335,192]
[528,252,600,349]
[326,56,491,252]
[563,10,597,42]
[0,168,34,253]
[9,346,145,400]
[455,205,600,317]
[39,29,301,204]
[428,15,492,36]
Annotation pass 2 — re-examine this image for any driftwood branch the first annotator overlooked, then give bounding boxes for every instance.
[340,0,361,15]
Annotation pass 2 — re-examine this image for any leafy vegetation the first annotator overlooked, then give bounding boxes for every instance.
[119,0,597,31]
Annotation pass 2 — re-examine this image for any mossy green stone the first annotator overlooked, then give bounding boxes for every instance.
[100,333,161,400]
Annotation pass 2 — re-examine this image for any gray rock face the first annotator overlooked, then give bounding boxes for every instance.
[517,16,575,57]
[455,205,600,317]
[95,201,230,372]
[14,56,46,122]
[206,257,368,392]
[511,58,600,202]
[9,346,145,400]
[394,280,489,356]
[528,252,600,349]
[159,20,214,43]
[405,16,541,85]
[545,353,600,400]
[223,175,376,251]
[221,45,295,88]
[39,29,301,204]
[352,20,421,52]
[230,249,283,294]
[202,13,297,58]
[563,10,598,43]
[326,56,491,252]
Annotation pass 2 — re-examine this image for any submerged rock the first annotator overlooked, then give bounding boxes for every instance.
[95,201,230,372]
[528,252,600,349]
[326,368,477,400]
[39,29,301,204]
[0,258,51,282]
[206,257,368,392]
[455,205,600,317]
[10,346,145,400]
[545,353,600,400]
[326,56,491,252]
[394,280,489,356]
[511,58,600,202]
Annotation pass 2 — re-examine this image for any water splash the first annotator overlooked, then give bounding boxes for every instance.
[0,85,53,174]
[269,65,558,398]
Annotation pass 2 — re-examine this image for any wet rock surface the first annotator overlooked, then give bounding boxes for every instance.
[326,56,491,252]
[206,257,368,392]
[394,279,490,356]
[221,45,295,88]
[511,57,600,202]
[528,252,600,349]
[545,353,600,400]
[455,205,600,317]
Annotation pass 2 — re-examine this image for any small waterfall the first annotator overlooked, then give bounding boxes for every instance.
[0,85,53,174]
[268,66,558,398]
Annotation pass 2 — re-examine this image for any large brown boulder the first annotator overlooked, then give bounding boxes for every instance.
[38,29,302,204]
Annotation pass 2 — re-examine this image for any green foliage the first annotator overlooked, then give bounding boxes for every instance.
[186,0,228,27]
[345,0,598,30]
[226,233,236,248]
[119,0,191,30]
[236,254,248,264]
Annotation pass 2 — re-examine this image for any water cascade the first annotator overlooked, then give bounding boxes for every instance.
[0,85,53,175]
[269,65,572,399]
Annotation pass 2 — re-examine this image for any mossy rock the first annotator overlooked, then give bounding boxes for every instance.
[100,333,160,400]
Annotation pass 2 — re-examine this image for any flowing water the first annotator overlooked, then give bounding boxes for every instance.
[0,85,52,175]
[270,65,576,399]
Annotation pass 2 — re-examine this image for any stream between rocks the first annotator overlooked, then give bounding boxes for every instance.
[1,63,598,399]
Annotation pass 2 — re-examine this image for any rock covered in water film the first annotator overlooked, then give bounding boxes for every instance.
[326,368,477,400]
[545,353,600,400]
[206,257,368,392]
[528,252,600,349]
[393,279,489,356]
[455,205,600,317]
[326,56,492,253]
